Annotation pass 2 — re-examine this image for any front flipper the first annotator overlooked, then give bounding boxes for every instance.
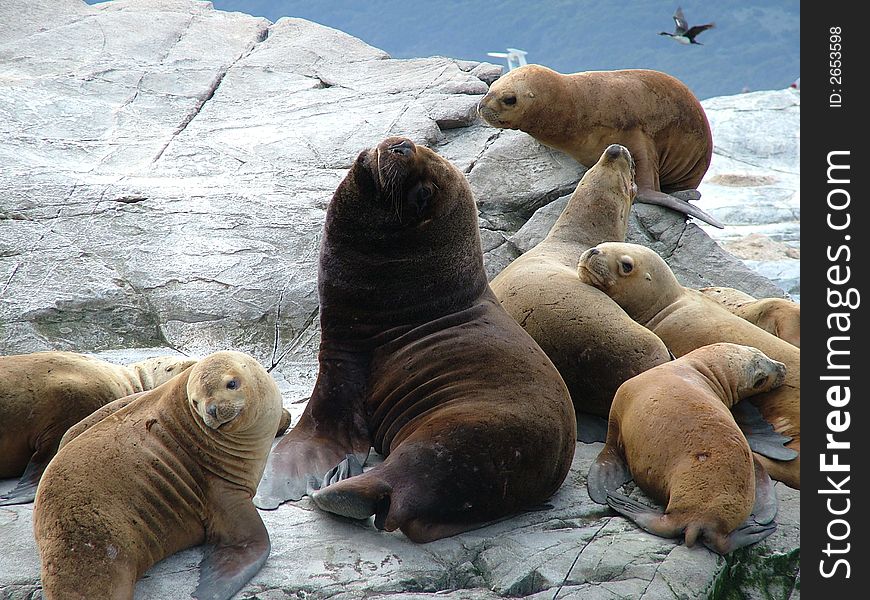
[254,355,371,510]
[636,188,725,229]
[195,499,270,600]
[576,413,609,444]
[733,399,799,461]
[587,445,632,504]
[0,454,46,506]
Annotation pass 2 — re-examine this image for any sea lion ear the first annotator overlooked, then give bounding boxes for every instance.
[645,272,652,281]
[528,92,535,98]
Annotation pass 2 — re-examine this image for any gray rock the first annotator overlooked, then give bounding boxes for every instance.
[0,1,798,599]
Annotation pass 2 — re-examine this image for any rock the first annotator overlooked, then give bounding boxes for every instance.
[0,1,799,599]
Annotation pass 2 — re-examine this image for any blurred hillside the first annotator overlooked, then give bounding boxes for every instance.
[206,0,799,99]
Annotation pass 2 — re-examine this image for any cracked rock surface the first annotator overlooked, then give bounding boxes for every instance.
[1,1,798,599]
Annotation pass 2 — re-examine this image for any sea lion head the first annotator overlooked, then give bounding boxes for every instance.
[331,136,474,235]
[129,355,197,389]
[577,242,680,321]
[477,64,561,130]
[186,351,282,435]
[580,143,637,210]
[691,342,787,401]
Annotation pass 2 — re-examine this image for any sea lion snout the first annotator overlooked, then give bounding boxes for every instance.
[605,144,625,160]
[387,139,415,157]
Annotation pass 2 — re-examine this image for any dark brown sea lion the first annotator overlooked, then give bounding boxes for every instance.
[490,144,671,426]
[578,242,800,489]
[34,350,283,600]
[254,136,576,543]
[0,351,196,505]
[588,343,786,555]
[477,64,723,227]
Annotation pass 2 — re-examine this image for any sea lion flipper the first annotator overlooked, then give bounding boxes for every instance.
[195,502,270,600]
[750,456,778,525]
[636,188,725,229]
[576,413,609,443]
[732,399,799,461]
[712,520,777,555]
[0,457,44,505]
[275,408,292,437]
[587,445,632,504]
[605,491,682,538]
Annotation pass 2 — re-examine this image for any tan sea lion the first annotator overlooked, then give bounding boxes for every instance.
[34,350,282,600]
[578,242,801,489]
[477,64,723,228]
[700,286,801,347]
[490,144,671,430]
[254,136,576,543]
[588,343,786,554]
[0,351,196,505]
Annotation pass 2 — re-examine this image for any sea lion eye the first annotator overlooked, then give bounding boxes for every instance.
[503,95,517,106]
[407,181,434,218]
[620,260,633,274]
[226,378,239,390]
[753,375,768,389]
[165,366,174,372]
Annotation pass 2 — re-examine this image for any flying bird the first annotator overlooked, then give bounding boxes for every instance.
[659,7,715,45]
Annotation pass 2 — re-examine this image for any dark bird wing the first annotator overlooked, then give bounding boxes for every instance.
[673,7,689,34]
[686,23,715,39]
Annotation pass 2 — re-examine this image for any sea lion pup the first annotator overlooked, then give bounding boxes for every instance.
[34,350,282,600]
[490,144,671,428]
[477,64,724,228]
[0,351,196,506]
[700,286,800,347]
[578,242,801,489]
[587,343,786,555]
[254,136,576,543]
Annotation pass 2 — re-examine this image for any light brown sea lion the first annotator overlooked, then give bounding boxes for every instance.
[477,64,723,228]
[578,242,801,489]
[0,351,196,505]
[253,136,576,543]
[700,286,801,347]
[588,343,785,554]
[490,144,671,430]
[34,350,282,600]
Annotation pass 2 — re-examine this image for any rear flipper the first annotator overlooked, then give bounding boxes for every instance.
[750,456,778,525]
[733,399,799,461]
[0,454,47,506]
[311,466,391,521]
[605,491,683,538]
[195,498,271,600]
[702,519,777,555]
[587,445,632,504]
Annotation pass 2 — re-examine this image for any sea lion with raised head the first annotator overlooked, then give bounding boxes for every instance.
[578,242,800,488]
[477,64,723,227]
[0,351,196,505]
[700,286,800,347]
[490,144,671,428]
[34,350,282,600]
[254,136,576,543]
[588,343,785,555]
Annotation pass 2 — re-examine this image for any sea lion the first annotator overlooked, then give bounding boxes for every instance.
[0,351,196,506]
[588,343,785,554]
[578,242,801,488]
[477,64,723,228]
[254,136,576,543]
[700,286,801,347]
[490,144,671,427]
[34,350,282,600]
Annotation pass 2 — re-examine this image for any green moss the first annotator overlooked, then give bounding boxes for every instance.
[710,547,799,600]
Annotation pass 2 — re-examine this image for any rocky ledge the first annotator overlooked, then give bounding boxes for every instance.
[1,1,799,599]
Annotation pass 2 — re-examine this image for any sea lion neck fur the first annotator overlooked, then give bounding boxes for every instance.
[547,144,636,247]
[320,137,488,339]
